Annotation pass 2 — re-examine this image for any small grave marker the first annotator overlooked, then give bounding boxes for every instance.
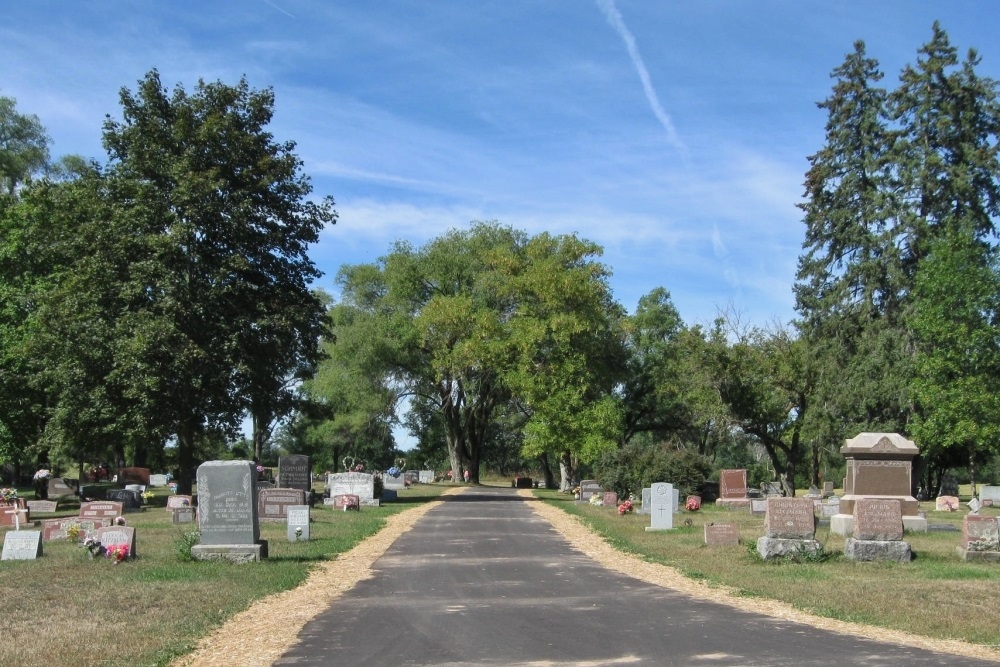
[287,505,310,541]
[704,523,740,547]
[96,525,136,558]
[2,530,42,560]
[602,491,618,508]
[934,496,960,512]
[646,483,674,531]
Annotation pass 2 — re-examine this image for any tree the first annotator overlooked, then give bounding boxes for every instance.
[0,96,50,194]
[32,70,334,493]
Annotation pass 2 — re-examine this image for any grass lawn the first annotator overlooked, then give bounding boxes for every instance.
[0,483,448,667]
[534,488,1000,650]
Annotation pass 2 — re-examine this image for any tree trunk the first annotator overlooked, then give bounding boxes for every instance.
[176,420,197,496]
[538,453,555,489]
[558,450,575,492]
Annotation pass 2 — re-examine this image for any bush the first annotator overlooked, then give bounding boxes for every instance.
[594,443,712,498]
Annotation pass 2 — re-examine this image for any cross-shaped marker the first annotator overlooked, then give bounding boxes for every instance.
[5,508,22,531]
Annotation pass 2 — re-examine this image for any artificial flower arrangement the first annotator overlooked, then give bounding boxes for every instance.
[141,490,154,502]
[617,499,634,515]
[571,486,581,499]
[33,469,52,481]
[0,487,18,502]
[589,493,603,506]
[65,523,83,541]
[105,543,130,564]
[685,495,702,511]
[386,466,401,477]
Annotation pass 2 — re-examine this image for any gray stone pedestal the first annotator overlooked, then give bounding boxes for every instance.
[844,538,911,562]
[756,537,822,560]
[192,541,268,563]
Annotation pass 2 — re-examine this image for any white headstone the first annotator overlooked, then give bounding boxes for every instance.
[286,505,310,542]
[327,472,376,504]
[638,488,651,515]
[418,470,435,484]
[646,483,674,531]
[968,497,982,515]
[672,487,681,513]
[980,486,1000,506]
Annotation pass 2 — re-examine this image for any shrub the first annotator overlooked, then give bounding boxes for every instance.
[595,443,712,498]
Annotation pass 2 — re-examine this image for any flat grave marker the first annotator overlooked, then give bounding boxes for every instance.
[2,530,42,560]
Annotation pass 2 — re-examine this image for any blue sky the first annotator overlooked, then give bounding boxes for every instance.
[3,1,998,330]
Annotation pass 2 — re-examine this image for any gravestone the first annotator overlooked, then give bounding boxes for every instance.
[106,489,142,513]
[0,503,29,528]
[638,488,651,515]
[404,471,419,485]
[704,523,740,547]
[79,501,123,520]
[602,491,618,508]
[756,497,822,560]
[806,484,821,498]
[149,474,169,487]
[979,485,1000,507]
[820,499,840,518]
[646,483,674,532]
[934,496,960,512]
[287,505,310,541]
[956,515,999,562]
[579,480,602,502]
[171,507,195,524]
[761,481,782,497]
[96,525,136,558]
[938,474,959,497]
[257,488,307,522]
[41,517,112,541]
[26,500,57,513]
[832,433,926,536]
[277,455,312,495]
[333,494,361,511]
[118,467,151,486]
[47,478,76,498]
[750,499,768,516]
[716,469,750,509]
[672,487,681,513]
[383,472,405,491]
[192,460,267,563]
[2,530,42,560]
[844,498,911,562]
[418,470,435,484]
[822,481,835,498]
[166,495,194,512]
[326,472,378,507]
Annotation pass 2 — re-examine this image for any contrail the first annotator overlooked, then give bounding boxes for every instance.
[264,0,295,18]
[596,0,684,153]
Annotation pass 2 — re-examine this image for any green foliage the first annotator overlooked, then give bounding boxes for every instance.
[594,442,712,498]
[0,96,50,194]
[174,529,201,562]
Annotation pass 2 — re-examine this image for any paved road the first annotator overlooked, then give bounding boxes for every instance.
[275,486,994,666]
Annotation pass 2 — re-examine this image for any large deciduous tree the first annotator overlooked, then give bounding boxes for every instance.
[30,70,334,493]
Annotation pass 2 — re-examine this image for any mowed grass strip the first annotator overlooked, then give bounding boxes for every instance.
[535,489,1000,650]
[1,484,448,667]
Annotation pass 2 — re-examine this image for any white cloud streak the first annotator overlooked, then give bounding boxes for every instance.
[595,0,685,154]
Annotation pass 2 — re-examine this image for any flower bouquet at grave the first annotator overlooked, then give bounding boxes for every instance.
[0,487,19,502]
[589,494,603,506]
[33,469,51,481]
[141,490,154,504]
[83,537,104,558]
[617,499,634,515]
[66,523,83,542]
[387,466,401,478]
[685,496,702,511]
[571,486,581,499]
[105,543,130,564]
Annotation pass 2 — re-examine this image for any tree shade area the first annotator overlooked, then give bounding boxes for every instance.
[3,24,1000,497]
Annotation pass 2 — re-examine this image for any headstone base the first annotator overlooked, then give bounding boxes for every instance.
[844,538,911,562]
[956,547,1000,562]
[756,537,822,560]
[830,513,854,536]
[644,525,674,532]
[902,515,928,533]
[192,541,268,563]
[715,499,750,510]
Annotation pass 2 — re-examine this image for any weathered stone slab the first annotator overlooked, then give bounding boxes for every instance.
[704,523,739,546]
[106,489,142,513]
[171,507,195,524]
[980,485,1000,507]
[166,495,194,512]
[2,530,42,560]
[764,498,816,539]
[638,488,651,515]
[149,474,169,487]
[853,498,903,541]
[750,498,768,516]
[96,525,136,558]
[193,461,264,561]
[844,538,911,562]
[934,495,960,512]
[79,501,124,520]
[327,472,375,503]
[26,500,57,513]
[258,488,307,522]
[961,515,999,551]
[579,480,602,502]
[47,477,76,498]
[418,470,435,484]
[602,491,618,508]
[756,537,822,560]
[383,473,405,490]
[41,517,112,541]
[277,455,312,495]
[118,467,151,486]
[719,469,748,499]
